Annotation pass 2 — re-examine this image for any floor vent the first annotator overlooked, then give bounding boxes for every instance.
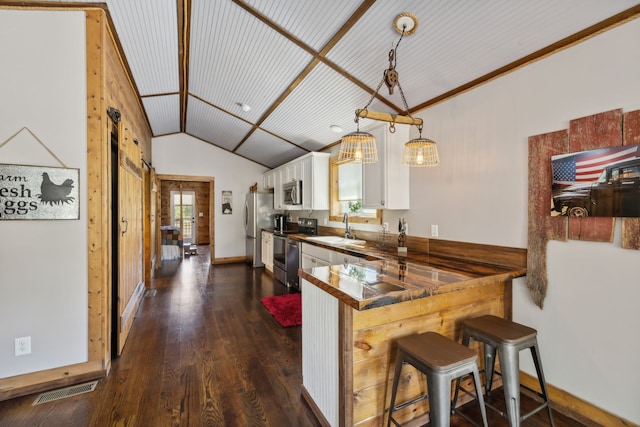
[32,381,98,406]
[146,289,157,297]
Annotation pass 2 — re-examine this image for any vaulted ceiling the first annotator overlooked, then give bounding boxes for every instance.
[13,1,640,168]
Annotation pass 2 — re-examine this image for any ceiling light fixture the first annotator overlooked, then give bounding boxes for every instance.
[330,125,343,133]
[338,12,439,167]
[237,102,251,112]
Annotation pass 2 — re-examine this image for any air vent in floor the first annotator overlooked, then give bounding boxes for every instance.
[32,380,98,405]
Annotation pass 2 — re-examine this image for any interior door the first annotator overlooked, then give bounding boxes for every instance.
[171,190,196,244]
[114,123,144,356]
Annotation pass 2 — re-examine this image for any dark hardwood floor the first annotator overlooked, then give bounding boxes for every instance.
[0,248,587,426]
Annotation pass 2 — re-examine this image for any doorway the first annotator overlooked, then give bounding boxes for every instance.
[171,190,196,245]
[157,175,215,266]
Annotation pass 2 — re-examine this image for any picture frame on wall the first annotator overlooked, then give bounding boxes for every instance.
[550,143,640,217]
[0,164,80,220]
[221,190,232,214]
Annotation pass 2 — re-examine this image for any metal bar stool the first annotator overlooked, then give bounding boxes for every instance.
[454,315,555,426]
[387,331,488,427]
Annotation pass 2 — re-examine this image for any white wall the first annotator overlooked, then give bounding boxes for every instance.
[0,10,88,378]
[152,134,269,259]
[404,19,640,423]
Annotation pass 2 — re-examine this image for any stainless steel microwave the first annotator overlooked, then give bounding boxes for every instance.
[283,180,302,205]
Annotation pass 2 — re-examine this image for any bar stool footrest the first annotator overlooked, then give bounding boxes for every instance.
[452,373,485,427]
[391,393,429,412]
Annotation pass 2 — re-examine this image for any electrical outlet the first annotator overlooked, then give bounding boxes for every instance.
[15,336,31,356]
[383,222,389,231]
[431,224,439,237]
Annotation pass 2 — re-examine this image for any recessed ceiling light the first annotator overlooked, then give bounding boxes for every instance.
[330,125,343,133]
[237,102,251,112]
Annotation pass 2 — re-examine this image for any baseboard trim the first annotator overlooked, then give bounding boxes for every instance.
[0,360,106,401]
[301,385,330,427]
[213,256,246,264]
[521,372,633,426]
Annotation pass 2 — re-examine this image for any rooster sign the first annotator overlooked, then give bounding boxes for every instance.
[0,164,79,220]
[38,172,75,205]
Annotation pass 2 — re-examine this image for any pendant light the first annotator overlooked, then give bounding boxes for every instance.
[401,125,439,167]
[337,119,378,164]
[337,12,439,167]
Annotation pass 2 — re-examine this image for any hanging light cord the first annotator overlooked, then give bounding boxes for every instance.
[357,25,421,135]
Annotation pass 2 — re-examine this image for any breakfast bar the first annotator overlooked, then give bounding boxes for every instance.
[298,238,526,427]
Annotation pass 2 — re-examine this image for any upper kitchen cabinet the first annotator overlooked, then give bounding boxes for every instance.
[263,152,330,211]
[263,170,276,190]
[301,153,330,211]
[362,124,410,210]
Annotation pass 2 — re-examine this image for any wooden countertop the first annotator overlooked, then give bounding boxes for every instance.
[293,235,526,311]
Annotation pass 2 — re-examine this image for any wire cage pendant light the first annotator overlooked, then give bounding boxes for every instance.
[337,128,378,163]
[402,135,439,167]
[338,12,439,167]
[338,114,378,163]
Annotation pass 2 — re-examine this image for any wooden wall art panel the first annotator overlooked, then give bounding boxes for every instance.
[528,108,640,308]
[566,109,621,242]
[622,110,640,249]
[527,130,568,308]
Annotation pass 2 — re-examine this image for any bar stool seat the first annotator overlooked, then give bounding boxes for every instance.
[387,331,488,427]
[455,315,555,427]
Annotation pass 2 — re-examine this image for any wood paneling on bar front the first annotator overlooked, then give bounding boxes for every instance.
[346,281,509,426]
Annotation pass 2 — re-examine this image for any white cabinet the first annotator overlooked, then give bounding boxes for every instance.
[330,251,361,265]
[274,169,286,209]
[301,153,329,211]
[362,124,410,209]
[261,230,273,272]
[301,243,332,267]
[301,242,362,268]
[285,161,303,183]
[262,152,330,211]
[301,253,331,269]
[262,170,275,190]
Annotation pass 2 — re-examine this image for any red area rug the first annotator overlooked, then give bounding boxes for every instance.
[261,293,301,327]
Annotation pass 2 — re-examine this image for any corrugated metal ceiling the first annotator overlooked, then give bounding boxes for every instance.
[10,0,640,168]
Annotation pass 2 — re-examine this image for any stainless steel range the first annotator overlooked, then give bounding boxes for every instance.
[273,218,317,290]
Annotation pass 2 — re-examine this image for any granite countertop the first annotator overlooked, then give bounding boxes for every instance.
[294,235,526,311]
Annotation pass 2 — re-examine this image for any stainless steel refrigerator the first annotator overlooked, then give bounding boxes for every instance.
[244,192,275,268]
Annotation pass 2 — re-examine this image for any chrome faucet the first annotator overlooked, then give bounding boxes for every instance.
[343,212,355,239]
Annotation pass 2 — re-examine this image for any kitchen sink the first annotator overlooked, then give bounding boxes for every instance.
[306,236,367,246]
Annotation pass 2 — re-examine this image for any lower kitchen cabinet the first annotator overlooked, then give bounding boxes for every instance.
[301,243,362,269]
[261,230,273,272]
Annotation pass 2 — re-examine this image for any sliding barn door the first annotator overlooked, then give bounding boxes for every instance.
[115,126,144,355]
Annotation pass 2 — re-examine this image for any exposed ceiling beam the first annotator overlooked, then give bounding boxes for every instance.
[178,0,191,133]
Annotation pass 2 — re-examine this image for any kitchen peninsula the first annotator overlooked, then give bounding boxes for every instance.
[296,236,526,427]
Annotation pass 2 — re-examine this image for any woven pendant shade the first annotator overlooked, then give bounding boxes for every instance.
[338,131,378,164]
[402,137,439,167]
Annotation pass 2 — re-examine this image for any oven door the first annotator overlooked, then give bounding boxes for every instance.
[273,234,286,270]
